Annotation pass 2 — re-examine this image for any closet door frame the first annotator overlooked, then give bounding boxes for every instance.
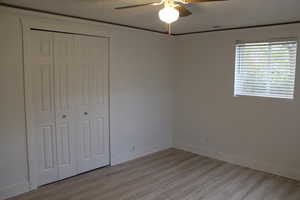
[22,19,111,190]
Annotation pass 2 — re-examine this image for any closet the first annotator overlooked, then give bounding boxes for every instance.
[25,29,110,186]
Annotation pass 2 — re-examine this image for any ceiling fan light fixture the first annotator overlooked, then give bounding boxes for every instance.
[159,6,179,24]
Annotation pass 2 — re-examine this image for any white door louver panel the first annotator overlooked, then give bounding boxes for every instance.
[234,40,298,99]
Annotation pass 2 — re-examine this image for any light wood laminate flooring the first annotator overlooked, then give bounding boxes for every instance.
[9,148,300,200]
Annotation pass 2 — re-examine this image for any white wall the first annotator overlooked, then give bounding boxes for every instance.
[110,34,175,164]
[174,24,300,181]
[0,7,174,199]
[0,14,29,199]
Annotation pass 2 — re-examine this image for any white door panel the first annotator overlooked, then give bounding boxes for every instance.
[92,39,110,167]
[76,36,110,173]
[29,31,58,186]
[54,33,77,179]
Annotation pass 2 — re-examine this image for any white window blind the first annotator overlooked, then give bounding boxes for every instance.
[234,40,298,99]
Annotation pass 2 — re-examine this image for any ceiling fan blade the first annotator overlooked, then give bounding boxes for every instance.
[182,0,227,3]
[175,5,192,17]
[115,2,157,9]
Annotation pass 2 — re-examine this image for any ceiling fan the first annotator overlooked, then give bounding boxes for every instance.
[115,0,227,34]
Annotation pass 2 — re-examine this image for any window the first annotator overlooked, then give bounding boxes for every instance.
[234,40,297,99]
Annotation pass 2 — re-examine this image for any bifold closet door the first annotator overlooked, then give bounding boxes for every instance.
[28,31,58,186]
[28,31,78,185]
[26,30,110,186]
[75,35,110,173]
[53,33,77,180]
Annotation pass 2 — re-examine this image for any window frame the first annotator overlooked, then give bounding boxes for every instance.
[233,38,298,100]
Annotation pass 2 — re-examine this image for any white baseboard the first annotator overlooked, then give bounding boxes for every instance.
[175,143,300,181]
[111,143,171,166]
[0,181,29,200]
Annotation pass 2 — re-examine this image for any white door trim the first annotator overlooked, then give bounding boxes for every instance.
[22,18,111,190]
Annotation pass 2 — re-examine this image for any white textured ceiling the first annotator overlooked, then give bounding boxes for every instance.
[1,0,300,34]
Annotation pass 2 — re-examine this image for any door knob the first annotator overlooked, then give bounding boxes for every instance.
[62,114,67,119]
[84,112,88,115]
